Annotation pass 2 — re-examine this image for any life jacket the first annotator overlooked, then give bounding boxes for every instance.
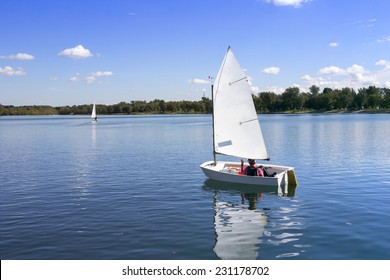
[246,166,258,176]
[261,167,270,176]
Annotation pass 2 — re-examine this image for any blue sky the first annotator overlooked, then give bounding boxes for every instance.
[1,0,389,106]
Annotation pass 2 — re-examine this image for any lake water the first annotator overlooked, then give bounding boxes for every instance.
[0,113,389,260]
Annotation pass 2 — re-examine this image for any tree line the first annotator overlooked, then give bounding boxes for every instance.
[253,85,390,112]
[1,86,389,116]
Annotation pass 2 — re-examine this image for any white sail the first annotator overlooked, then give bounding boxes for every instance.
[213,48,268,160]
[91,102,97,120]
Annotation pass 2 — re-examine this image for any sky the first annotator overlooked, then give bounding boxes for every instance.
[1,0,389,106]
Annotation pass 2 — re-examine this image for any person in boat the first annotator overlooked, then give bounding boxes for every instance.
[240,159,264,176]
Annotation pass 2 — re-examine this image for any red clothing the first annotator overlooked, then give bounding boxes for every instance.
[240,164,264,176]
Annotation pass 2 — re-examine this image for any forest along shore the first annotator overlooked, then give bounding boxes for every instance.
[1,86,389,116]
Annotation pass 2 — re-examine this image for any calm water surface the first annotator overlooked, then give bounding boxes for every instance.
[0,114,389,259]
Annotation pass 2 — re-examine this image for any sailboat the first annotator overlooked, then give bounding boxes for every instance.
[200,48,297,190]
[91,102,97,122]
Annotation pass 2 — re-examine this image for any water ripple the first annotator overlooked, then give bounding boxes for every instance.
[1,114,389,259]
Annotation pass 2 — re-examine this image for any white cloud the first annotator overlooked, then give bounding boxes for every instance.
[187,78,210,85]
[246,76,260,93]
[250,86,260,93]
[329,42,338,47]
[0,53,35,60]
[301,74,312,81]
[85,76,97,84]
[376,59,390,69]
[350,18,377,27]
[263,0,311,8]
[374,60,390,87]
[85,71,113,84]
[300,61,390,90]
[69,71,113,84]
[346,64,365,75]
[377,35,390,43]
[263,86,285,94]
[352,19,377,25]
[345,64,377,85]
[69,75,80,82]
[262,66,280,75]
[319,66,345,75]
[58,45,93,59]
[0,66,26,76]
[265,60,390,94]
[301,74,332,87]
[91,71,113,77]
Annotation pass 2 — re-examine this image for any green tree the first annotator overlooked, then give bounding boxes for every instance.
[282,87,301,110]
[317,88,336,110]
[334,87,355,109]
[381,88,390,108]
[354,89,368,109]
[306,85,320,110]
[252,94,265,112]
[259,92,282,112]
[201,97,212,113]
[365,86,382,108]
[310,85,320,95]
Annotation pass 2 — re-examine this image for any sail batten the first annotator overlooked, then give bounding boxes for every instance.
[240,118,258,125]
[213,49,268,160]
[229,76,247,85]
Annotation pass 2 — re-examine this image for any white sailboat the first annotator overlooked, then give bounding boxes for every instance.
[200,48,297,190]
[91,102,97,122]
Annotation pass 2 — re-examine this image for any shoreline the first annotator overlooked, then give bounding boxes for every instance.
[1,109,389,117]
[267,109,390,114]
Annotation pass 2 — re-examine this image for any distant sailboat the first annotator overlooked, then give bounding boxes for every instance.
[200,47,297,190]
[91,102,97,122]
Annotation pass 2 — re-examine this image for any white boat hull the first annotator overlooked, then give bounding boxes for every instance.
[200,161,296,189]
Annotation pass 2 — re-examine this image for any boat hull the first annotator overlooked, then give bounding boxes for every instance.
[200,161,296,189]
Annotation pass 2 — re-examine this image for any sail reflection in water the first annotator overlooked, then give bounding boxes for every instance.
[204,180,303,260]
[213,192,267,259]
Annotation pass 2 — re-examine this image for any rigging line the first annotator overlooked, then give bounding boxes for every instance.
[239,118,258,125]
[229,76,247,86]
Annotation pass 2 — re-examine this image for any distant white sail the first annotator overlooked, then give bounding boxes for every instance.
[213,48,268,160]
[91,102,97,120]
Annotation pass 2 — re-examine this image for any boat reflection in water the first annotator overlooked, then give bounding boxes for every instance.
[203,180,297,260]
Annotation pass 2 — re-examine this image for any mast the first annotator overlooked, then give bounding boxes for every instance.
[211,84,216,165]
[211,47,230,165]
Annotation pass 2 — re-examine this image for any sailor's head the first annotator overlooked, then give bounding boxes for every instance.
[248,159,256,165]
